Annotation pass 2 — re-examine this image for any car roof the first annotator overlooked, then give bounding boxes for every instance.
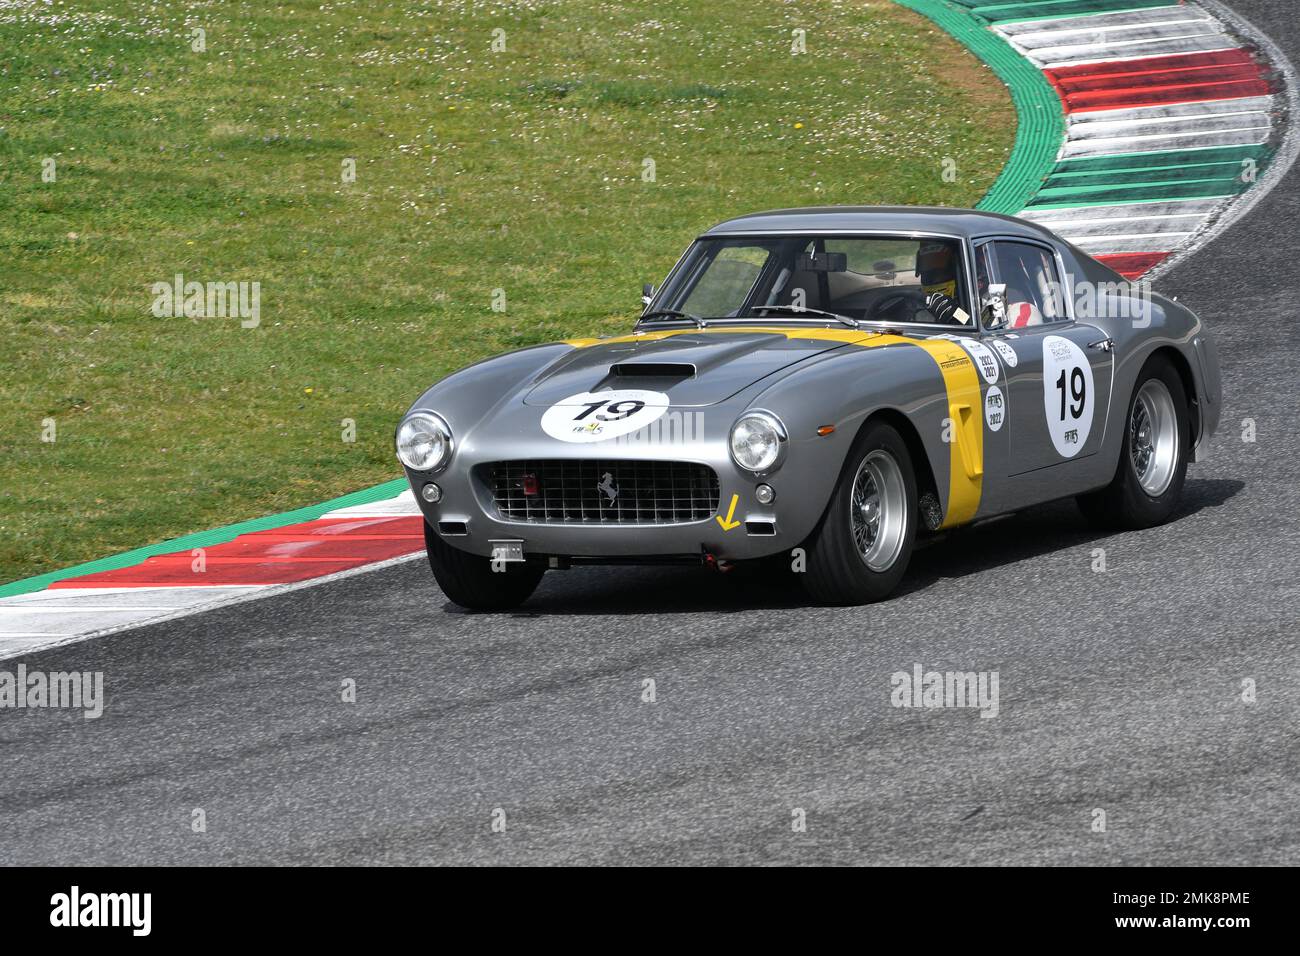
[702,206,1058,243]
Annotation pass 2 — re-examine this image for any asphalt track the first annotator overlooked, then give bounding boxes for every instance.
[3,3,1299,867]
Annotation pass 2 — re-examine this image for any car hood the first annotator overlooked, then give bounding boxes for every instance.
[522,329,871,407]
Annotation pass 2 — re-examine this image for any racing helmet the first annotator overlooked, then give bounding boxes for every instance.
[917,241,958,299]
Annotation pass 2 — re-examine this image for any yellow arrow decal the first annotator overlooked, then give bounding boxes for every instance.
[716,494,741,531]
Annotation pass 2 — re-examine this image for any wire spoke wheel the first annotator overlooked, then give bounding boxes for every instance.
[850,449,907,572]
[1129,378,1179,497]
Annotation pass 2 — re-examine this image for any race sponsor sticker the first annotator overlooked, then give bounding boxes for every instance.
[990,339,1017,368]
[1041,335,1094,457]
[540,389,670,443]
[984,385,1005,432]
[958,338,1000,384]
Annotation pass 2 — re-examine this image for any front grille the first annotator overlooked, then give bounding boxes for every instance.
[486,460,720,525]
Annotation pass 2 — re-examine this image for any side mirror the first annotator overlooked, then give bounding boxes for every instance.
[981,283,1008,329]
[642,282,655,307]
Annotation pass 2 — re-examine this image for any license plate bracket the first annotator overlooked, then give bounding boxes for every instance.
[489,539,526,563]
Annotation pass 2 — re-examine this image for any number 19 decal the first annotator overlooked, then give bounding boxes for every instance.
[1041,335,1094,458]
[1057,366,1086,421]
[541,389,670,443]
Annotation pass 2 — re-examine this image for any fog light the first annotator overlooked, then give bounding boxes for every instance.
[421,482,442,503]
[755,483,776,505]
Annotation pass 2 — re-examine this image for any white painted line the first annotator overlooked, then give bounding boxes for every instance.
[0,586,262,607]
[320,488,420,519]
[0,608,191,637]
[1021,199,1226,222]
[0,551,425,663]
[1061,129,1267,158]
[1069,121,1271,142]
[1069,96,1275,124]
[995,6,1235,65]
[1071,230,1196,243]
[0,634,85,640]
[996,6,1199,37]
[1048,217,1205,238]
[0,586,271,638]
[1068,112,1272,139]
[1011,23,1223,54]
[1072,235,1195,254]
[1033,36,1238,70]
[5,606,196,613]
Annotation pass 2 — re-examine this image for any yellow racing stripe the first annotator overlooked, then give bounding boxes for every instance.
[563,326,888,347]
[904,339,983,528]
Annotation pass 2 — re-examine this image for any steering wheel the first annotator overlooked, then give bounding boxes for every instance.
[871,289,926,323]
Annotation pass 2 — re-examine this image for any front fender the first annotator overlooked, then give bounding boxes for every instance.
[747,338,968,530]
[402,342,577,447]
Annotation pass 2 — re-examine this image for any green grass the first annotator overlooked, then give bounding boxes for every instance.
[0,0,1014,584]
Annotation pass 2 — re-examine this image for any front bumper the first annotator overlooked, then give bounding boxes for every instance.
[403,453,814,563]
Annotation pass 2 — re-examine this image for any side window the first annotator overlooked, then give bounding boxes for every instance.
[992,241,1066,326]
[681,244,770,317]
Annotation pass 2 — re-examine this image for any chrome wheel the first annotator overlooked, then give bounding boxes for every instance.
[850,449,907,572]
[1130,378,1179,496]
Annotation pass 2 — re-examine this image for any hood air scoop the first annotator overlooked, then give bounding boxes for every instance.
[609,361,697,378]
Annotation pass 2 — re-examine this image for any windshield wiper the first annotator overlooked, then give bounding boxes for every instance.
[638,308,706,329]
[746,305,858,329]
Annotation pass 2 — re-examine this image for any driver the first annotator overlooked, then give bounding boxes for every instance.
[916,242,968,324]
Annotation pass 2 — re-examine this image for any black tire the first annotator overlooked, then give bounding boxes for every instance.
[800,421,918,606]
[1077,354,1189,530]
[423,520,545,610]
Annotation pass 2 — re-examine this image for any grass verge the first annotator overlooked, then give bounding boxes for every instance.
[0,0,1014,583]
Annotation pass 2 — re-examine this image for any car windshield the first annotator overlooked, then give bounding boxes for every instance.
[651,234,971,327]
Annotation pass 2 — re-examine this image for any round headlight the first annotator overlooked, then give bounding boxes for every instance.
[730,411,786,473]
[396,412,453,472]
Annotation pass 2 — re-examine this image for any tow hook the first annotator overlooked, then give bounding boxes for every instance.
[702,552,734,573]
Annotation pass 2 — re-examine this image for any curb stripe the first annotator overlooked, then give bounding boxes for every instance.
[1047,49,1270,110]
[1020,196,1223,219]
[972,0,1286,275]
[899,0,1065,214]
[1090,250,1172,276]
[996,5,1209,34]
[0,478,411,600]
[949,0,1181,26]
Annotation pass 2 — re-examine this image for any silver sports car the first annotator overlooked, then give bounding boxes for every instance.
[396,207,1221,608]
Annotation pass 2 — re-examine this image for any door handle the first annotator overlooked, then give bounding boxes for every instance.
[1088,337,1114,352]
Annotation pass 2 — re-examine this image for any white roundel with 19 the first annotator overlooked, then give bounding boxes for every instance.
[541,389,670,443]
[1041,335,1093,458]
